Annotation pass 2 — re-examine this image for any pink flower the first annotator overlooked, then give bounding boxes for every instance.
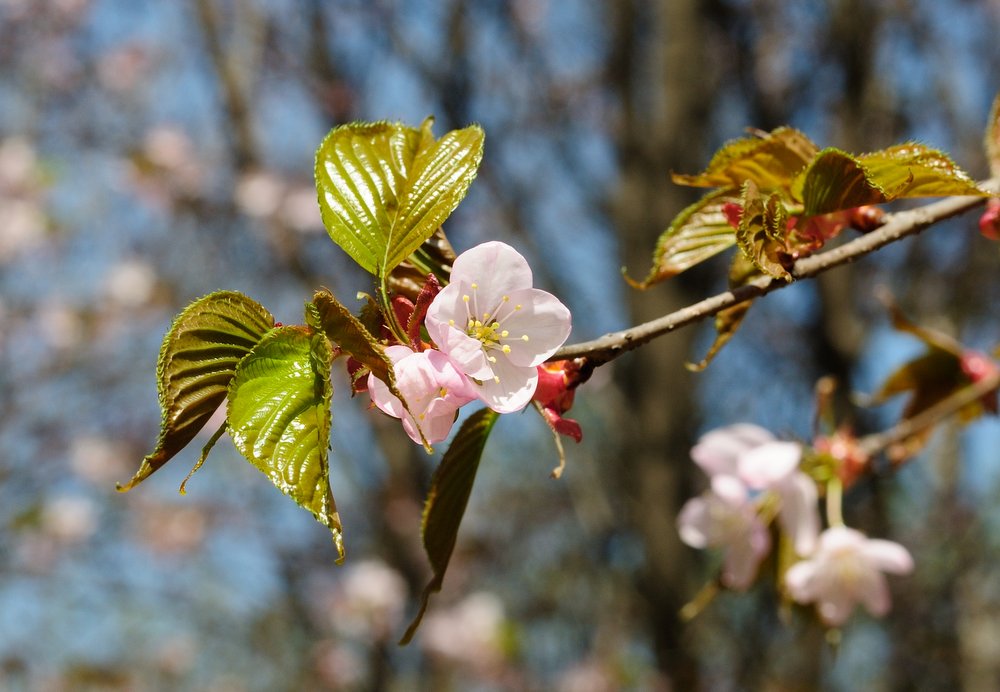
[677,476,771,590]
[368,345,477,445]
[425,241,572,413]
[785,526,914,626]
[979,198,1000,240]
[692,424,820,555]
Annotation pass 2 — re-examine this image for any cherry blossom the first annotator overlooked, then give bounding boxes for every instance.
[425,241,572,413]
[677,475,771,590]
[785,526,914,626]
[368,345,477,445]
[691,424,820,556]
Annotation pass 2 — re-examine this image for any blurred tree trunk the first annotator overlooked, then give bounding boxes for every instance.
[608,0,716,684]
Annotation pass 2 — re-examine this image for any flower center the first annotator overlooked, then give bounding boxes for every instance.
[449,283,532,376]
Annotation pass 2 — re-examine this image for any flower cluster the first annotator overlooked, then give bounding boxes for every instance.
[678,423,914,626]
[368,241,573,445]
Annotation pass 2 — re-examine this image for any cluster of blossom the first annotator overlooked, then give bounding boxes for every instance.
[677,424,914,626]
[366,241,576,446]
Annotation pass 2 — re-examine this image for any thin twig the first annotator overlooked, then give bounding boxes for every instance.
[554,182,998,364]
[857,370,1000,458]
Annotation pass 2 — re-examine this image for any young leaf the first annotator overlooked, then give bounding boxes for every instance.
[672,127,818,191]
[798,145,987,216]
[627,189,739,288]
[399,407,500,645]
[735,181,792,280]
[986,93,1000,178]
[227,326,345,561]
[387,227,456,302]
[314,118,484,277]
[306,289,431,450]
[796,149,891,216]
[119,291,274,492]
[858,143,986,198]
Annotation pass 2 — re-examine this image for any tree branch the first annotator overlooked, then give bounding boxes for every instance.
[858,370,1000,458]
[555,182,998,365]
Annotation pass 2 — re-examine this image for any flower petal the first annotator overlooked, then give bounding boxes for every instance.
[677,497,712,549]
[738,441,802,489]
[497,288,572,367]
[449,240,534,302]
[776,472,820,556]
[691,424,775,478]
[860,539,914,575]
[474,355,538,413]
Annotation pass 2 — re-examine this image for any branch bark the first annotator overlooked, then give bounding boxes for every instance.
[555,183,998,365]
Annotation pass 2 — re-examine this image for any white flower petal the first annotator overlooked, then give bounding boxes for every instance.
[497,288,572,367]
[691,424,775,477]
[738,441,802,489]
[677,497,712,549]
[776,472,820,556]
[860,539,914,575]
[449,241,533,301]
[474,356,537,413]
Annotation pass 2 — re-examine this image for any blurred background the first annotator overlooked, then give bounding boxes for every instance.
[2,0,1000,689]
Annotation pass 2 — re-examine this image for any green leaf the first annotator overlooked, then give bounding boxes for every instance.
[626,189,739,288]
[986,93,1000,178]
[387,227,456,302]
[227,326,345,561]
[307,289,430,450]
[119,291,274,492]
[672,127,818,191]
[314,118,484,277]
[399,407,499,645]
[735,180,792,280]
[798,144,987,216]
[796,149,891,216]
[858,143,986,198]
[687,254,760,371]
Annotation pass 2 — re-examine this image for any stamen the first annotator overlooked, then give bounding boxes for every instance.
[502,345,511,353]
[502,295,509,302]
[471,282,478,289]
[493,376,501,384]
[515,304,522,310]
[448,319,455,326]
[501,330,509,337]
[488,355,497,363]
[521,335,530,342]
[463,295,470,303]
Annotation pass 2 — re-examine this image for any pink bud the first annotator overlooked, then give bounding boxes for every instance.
[979,199,1000,241]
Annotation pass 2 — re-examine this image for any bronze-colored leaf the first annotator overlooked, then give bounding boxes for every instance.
[400,408,499,644]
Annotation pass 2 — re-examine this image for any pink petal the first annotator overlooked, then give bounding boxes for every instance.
[858,570,892,618]
[721,518,771,590]
[497,288,572,367]
[691,424,774,478]
[449,241,534,301]
[775,472,820,556]
[860,539,914,575]
[474,356,538,413]
[817,589,857,626]
[738,441,802,489]
[677,497,712,549]
[784,561,819,601]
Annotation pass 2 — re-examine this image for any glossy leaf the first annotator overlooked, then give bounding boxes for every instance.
[796,149,891,216]
[798,145,987,216]
[314,118,484,277]
[986,93,1000,178]
[672,127,818,191]
[735,180,792,280]
[687,254,760,371]
[387,227,456,302]
[119,291,274,492]
[227,326,345,561]
[627,189,739,287]
[307,290,429,449]
[400,407,499,645]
